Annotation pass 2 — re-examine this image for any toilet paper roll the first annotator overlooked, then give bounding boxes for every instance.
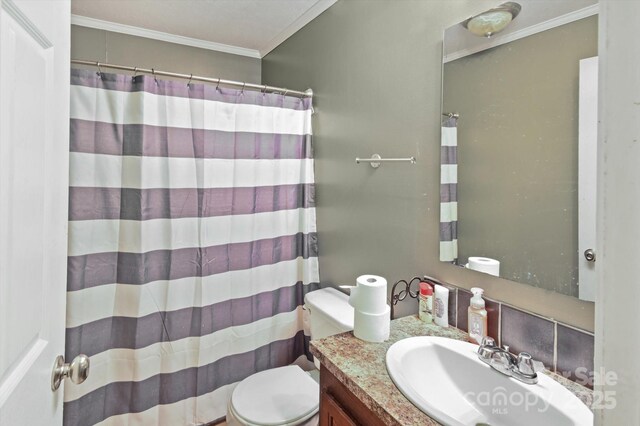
[348,275,388,315]
[353,305,391,343]
[468,257,500,277]
[344,275,387,314]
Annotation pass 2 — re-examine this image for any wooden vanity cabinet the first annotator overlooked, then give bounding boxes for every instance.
[319,365,387,426]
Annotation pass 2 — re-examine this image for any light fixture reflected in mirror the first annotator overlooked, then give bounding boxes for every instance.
[462,2,522,38]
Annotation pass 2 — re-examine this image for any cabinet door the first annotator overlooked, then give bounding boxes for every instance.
[321,392,358,426]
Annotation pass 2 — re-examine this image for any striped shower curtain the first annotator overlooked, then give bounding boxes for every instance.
[64,69,318,425]
[440,116,458,262]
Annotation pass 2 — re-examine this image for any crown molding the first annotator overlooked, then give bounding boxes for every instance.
[260,0,337,57]
[444,3,599,63]
[71,15,261,59]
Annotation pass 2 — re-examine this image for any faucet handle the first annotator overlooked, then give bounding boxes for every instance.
[517,352,534,374]
[513,352,540,384]
[480,336,495,348]
[477,336,496,362]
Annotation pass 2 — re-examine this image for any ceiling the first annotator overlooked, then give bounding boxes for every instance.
[71,0,337,58]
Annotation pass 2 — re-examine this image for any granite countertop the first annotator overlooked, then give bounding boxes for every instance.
[310,315,593,426]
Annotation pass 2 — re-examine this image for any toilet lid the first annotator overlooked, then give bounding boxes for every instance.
[231,366,319,425]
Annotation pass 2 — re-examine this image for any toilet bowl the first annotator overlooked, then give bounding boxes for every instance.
[226,288,353,426]
[226,366,320,426]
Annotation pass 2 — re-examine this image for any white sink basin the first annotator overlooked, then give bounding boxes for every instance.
[386,336,593,426]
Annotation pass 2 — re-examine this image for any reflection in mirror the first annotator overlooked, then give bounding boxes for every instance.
[440,0,598,300]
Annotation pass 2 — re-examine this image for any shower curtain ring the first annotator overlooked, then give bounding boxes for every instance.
[132,67,138,81]
[241,82,245,95]
[187,73,193,88]
[283,89,289,98]
[261,85,267,96]
[96,62,103,79]
[152,68,158,85]
[216,78,221,91]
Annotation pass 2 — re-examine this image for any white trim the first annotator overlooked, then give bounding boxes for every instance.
[260,0,337,57]
[1,0,52,48]
[71,15,261,59]
[578,56,598,302]
[444,4,599,63]
[595,1,640,423]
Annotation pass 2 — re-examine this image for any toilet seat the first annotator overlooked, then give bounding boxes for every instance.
[230,366,319,426]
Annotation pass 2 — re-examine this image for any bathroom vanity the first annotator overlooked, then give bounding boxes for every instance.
[311,316,592,426]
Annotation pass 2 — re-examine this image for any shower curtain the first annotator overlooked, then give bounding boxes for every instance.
[440,116,458,262]
[64,69,318,425]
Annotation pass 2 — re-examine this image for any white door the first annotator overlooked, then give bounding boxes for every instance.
[578,56,598,302]
[0,0,70,424]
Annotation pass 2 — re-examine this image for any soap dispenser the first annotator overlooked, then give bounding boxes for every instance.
[468,287,488,344]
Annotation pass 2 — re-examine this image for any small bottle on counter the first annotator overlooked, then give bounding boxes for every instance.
[468,287,488,344]
[418,282,433,323]
[434,285,449,328]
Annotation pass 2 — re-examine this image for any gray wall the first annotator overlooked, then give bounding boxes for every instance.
[71,25,260,83]
[444,16,598,297]
[262,0,594,331]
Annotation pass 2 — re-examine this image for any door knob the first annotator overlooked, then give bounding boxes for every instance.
[51,354,90,391]
[584,249,596,262]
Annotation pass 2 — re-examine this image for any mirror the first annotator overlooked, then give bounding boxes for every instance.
[440,0,598,299]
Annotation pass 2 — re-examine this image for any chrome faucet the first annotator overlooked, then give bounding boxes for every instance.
[477,337,541,384]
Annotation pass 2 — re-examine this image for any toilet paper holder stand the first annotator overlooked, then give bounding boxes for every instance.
[389,275,448,320]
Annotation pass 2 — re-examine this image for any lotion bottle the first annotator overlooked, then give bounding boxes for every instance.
[468,287,488,344]
[433,285,449,328]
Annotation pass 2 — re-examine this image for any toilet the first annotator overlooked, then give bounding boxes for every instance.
[226,287,354,426]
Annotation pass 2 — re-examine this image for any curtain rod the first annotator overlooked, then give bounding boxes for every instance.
[71,60,313,99]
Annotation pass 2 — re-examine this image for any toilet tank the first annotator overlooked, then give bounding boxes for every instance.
[304,287,354,340]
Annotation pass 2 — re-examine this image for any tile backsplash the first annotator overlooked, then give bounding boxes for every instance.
[500,305,555,369]
[449,286,594,389]
[556,323,595,385]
